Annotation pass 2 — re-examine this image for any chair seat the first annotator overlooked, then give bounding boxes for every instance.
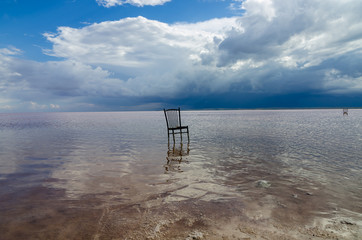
[168,126,188,130]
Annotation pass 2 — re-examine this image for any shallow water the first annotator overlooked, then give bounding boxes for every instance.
[0,110,361,239]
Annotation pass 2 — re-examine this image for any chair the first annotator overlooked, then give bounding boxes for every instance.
[163,108,189,143]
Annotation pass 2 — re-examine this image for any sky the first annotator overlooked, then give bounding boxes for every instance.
[1,0,362,112]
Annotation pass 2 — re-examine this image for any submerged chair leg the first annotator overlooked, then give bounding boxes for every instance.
[172,129,175,143]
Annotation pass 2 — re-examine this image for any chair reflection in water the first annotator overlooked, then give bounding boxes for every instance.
[165,143,190,172]
[163,107,190,145]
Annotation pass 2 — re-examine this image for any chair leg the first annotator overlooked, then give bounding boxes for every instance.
[180,129,183,142]
[172,129,175,143]
[187,127,190,143]
[167,130,170,146]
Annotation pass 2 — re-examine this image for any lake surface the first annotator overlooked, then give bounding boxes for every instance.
[0,110,361,239]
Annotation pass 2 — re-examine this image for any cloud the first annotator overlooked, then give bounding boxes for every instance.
[2,0,362,111]
[0,46,22,56]
[44,0,362,99]
[219,0,362,68]
[44,17,238,67]
[96,0,171,7]
[215,0,362,101]
[44,16,241,98]
[323,68,362,94]
[0,49,132,111]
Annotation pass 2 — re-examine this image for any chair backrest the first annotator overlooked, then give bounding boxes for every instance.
[164,108,182,129]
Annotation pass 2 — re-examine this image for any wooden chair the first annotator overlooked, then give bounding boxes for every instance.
[163,108,189,143]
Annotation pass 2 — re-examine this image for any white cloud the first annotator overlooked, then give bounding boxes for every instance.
[0,47,23,79]
[219,0,362,68]
[44,16,241,97]
[0,46,22,56]
[323,69,362,94]
[241,0,276,21]
[96,0,171,7]
[44,17,239,67]
[0,99,13,110]
[0,50,131,111]
[28,102,60,110]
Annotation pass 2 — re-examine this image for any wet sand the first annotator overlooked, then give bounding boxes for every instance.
[1,170,361,240]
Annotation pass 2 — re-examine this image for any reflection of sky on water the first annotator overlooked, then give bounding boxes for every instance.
[0,110,361,215]
[0,112,164,196]
[189,110,362,179]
